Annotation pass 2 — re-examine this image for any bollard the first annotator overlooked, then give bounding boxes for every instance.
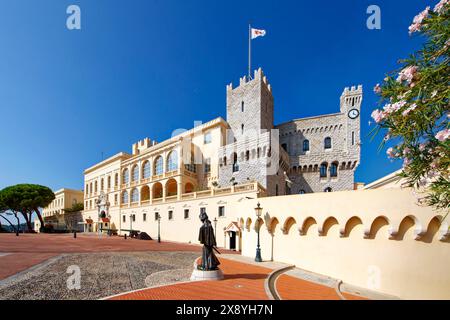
[74,231,77,239]
[124,234,127,240]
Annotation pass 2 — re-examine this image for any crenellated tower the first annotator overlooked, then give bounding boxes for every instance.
[225,68,274,141]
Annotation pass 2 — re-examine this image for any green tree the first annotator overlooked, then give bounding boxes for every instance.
[371,0,449,212]
[0,184,55,231]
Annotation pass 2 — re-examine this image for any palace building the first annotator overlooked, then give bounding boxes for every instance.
[60,68,450,300]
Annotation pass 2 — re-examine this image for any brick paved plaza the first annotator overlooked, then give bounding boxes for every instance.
[0,233,367,300]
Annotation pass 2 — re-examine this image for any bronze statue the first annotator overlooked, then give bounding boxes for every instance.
[198,212,220,270]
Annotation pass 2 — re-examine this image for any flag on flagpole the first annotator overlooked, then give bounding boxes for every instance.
[251,28,266,40]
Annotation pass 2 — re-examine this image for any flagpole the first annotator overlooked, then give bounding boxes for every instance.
[248,24,251,80]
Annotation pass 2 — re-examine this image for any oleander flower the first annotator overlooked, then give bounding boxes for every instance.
[386,147,396,158]
[402,103,417,116]
[371,109,385,123]
[397,66,418,84]
[373,83,382,94]
[409,7,430,34]
[434,0,449,14]
[435,128,450,141]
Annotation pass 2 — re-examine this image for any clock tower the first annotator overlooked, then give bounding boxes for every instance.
[340,85,362,154]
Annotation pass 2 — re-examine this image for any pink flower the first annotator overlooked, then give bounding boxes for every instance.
[403,158,412,168]
[397,66,418,84]
[383,100,407,114]
[371,109,385,123]
[403,147,411,156]
[434,0,449,14]
[435,128,450,141]
[409,7,430,35]
[419,143,427,151]
[373,84,382,94]
[386,147,396,158]
[402,103,417,116]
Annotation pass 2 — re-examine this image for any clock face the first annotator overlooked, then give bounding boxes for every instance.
[348,109,360,119]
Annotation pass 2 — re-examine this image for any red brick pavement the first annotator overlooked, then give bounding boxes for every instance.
[0,233,208,281]
[276,274,367,300]
[109,258,271,300]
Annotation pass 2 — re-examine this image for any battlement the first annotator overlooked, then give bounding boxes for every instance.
[226,68,272,93]
[132,138,157,155]
[342,85,363,95]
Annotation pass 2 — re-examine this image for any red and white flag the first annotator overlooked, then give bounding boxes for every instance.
[251,28,266,40]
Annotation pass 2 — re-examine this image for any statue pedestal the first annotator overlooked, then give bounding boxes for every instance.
[190,268,224,281]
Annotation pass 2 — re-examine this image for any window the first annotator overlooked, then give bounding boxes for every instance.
[85,184,88,195]
[320,163,328,178]
[330,163,338,177]
[352,131,355,146]
[204,132,212,144]
[241,101,244,112]
[101,178,104,191]
[132,214,136,222]
[185,152,196,173]
[324,137,332,149]
[154,156,164,175]
[132,165,139,182]
[123,169,129,184]
[123,215,126,223]
[107,176,111,189]
[324,187,333,193]
[143,213,147,222]
[131,188,139,203]
[94,181,98,193]
[143,161,151,179]
[167,151,178,172]
[303,140,310,152]
[184,209,190,219]
[115,173,119,186]
[241,124,244,135]
[204,158,211,173]
[114,194,118,205]
[245,150,250,161]
[155,212,159,221]
[168,210,173,220]
[218,206,225,217]
[122,191,129,204]
[232,153,239,172]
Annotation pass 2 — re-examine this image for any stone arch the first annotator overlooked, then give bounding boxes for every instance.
[300,217,317,236]
[141,185,150,202]
[320,217,339,236]
[341,216,363,238]
[184,182,194,194]
[152,182,163,199]
[267,217,279,234]
[245,217,252,232]
[282,217,297,235]
[166,178,178,196]
[366,216,390,239]
[396,215,423,240]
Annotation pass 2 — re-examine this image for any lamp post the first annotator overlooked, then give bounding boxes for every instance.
[129,214,133,237]
[254,202,263,262]
[157,213,161,243]
[213,217,218,238]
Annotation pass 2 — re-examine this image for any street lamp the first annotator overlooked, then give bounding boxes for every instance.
[157,213,161,243]
[213,217,218,238]
[254,202,263,262]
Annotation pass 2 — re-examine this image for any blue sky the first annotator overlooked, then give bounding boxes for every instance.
[0,0,430,191]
